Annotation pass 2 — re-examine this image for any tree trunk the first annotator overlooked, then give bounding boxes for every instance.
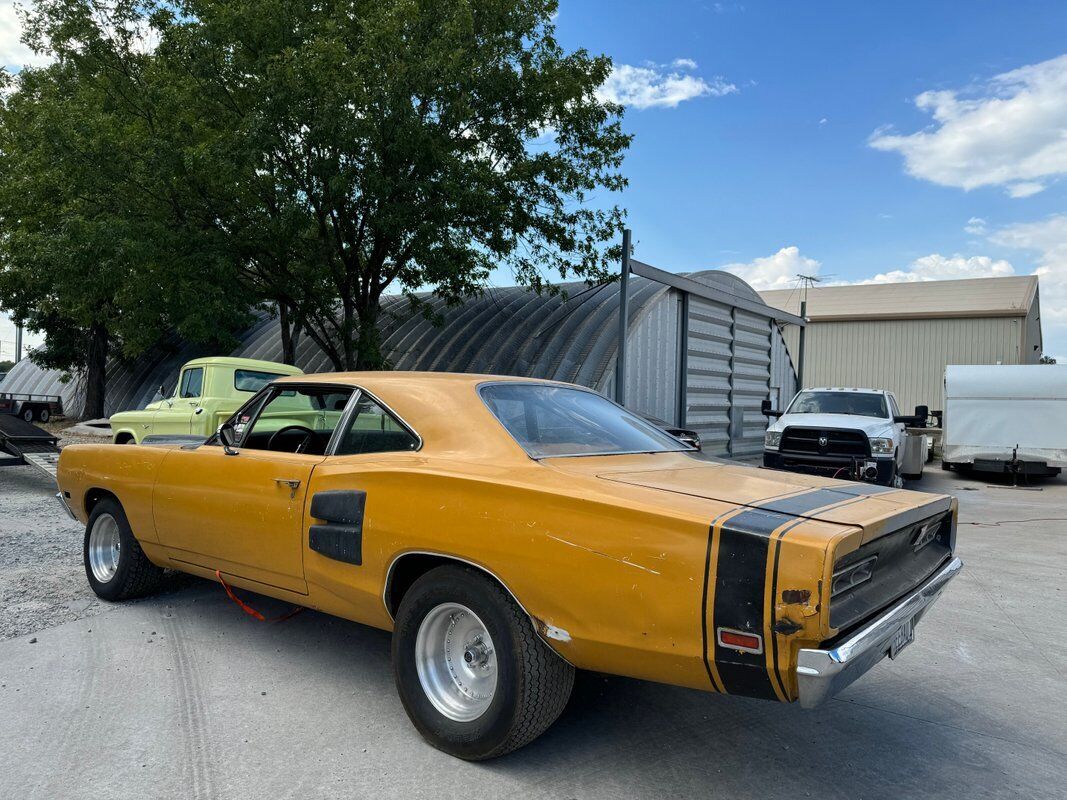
[278,303,301,366]
[354,301,384,370]
[83,322,109,420]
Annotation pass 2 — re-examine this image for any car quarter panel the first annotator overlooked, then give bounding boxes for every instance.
[55,443,172,545]
[302,455,725,692]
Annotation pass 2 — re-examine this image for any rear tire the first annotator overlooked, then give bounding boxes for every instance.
[84,497,164,601]
[392,564,574,760]
[38,408,50,423]
[21,407,34,422]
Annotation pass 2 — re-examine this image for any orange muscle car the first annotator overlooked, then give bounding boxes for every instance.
[56,372,962,759]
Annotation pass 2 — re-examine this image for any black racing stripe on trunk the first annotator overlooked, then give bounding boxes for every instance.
[712,508,793,700]
[759,488,851,516]
[830,482,897,496]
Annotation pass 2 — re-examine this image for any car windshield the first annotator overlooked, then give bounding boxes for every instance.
[787,391,888,417]
[480,383,692,458]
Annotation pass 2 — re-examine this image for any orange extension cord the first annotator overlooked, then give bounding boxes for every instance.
[215,569,305,623]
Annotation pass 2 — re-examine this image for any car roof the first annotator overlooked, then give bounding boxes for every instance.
[272,371,565,389]
[266,372,592,462]
[183,356,304,374]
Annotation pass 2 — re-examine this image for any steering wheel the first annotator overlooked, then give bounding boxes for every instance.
[267,425,317,454]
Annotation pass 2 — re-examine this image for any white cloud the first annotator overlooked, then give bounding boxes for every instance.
[723,247,1014,291]
[721,247,822,291]
[964,216,987,235]
[869,54,1067,198]
[989,214,1067,325]
[0,1,47,70]
[854,253,1015,284]
[597,62,737,109]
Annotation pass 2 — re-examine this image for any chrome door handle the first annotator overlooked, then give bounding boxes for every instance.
[273,478,301,499]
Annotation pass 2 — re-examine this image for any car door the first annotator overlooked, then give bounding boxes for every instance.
[152,383,355,595]
[153,366,204,436]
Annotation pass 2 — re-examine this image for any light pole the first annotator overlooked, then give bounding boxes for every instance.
[614,228,631,405]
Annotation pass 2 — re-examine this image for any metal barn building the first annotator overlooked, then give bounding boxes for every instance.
[759,275,1043,413]
[1,269,803,458]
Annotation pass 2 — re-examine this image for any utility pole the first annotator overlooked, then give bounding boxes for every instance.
[795,274,819,388]
[14,323,23,364]
[615,228,631,405]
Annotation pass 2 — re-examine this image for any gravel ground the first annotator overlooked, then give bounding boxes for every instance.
[0,465,99,641]
[1,419,180,640]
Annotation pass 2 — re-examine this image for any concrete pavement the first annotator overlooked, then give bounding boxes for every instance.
[1,467,1065,799]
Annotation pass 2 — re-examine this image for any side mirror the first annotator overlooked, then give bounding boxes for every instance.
[893,405,929,427]
[761,399,782,418]
[218,421,239,455]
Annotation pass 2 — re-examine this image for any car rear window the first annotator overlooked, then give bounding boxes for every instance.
[234,369,287,393]
[480,383,690,459]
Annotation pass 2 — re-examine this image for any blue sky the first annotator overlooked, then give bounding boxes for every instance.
[3,1,1067,359]
[549,0,1067,357]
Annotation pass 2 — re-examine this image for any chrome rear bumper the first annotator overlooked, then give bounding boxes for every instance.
[796,556,963,708]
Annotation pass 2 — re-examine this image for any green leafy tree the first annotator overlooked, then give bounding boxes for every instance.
[0,1,244,417]
[161,0,630,369]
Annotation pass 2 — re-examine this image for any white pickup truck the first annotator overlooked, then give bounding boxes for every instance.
[761,387,929,487]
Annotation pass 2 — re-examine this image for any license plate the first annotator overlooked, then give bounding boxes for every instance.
[888,619,915,659]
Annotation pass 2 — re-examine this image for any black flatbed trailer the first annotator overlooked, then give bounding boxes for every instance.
[0,391,64,423]
[0,414,61,479]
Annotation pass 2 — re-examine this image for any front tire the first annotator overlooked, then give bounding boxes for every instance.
[38,408,50,423]
[392,564,574,760]
[84,497,164,601]
[21,407,34,422]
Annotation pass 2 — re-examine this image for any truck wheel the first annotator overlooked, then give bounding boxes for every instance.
[38,408,50,423]
[84,497,164,601]
[879,461,899,487]
[21,407,35,422]
[392,564,574,760]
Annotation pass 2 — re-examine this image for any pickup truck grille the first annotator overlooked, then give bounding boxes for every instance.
[830,512,954,632]
[780,427,870,457]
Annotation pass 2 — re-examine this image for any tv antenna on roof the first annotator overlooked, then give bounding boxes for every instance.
[796,273,820,304]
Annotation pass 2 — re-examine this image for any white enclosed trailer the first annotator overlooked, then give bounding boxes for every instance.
[942,365,1066,476]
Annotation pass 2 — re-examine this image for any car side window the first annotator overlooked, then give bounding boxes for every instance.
[336,394,419,456]
[239,386,354,455]
[179,367,204,399]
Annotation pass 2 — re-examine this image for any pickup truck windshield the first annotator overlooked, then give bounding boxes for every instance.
[480,383,690,458]
[788,391,888,418]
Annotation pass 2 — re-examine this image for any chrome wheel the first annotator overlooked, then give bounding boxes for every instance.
[88,513,122,584]
[415,602,498,722]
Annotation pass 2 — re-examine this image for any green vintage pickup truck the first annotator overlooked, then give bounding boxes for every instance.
[109,357,303,444]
